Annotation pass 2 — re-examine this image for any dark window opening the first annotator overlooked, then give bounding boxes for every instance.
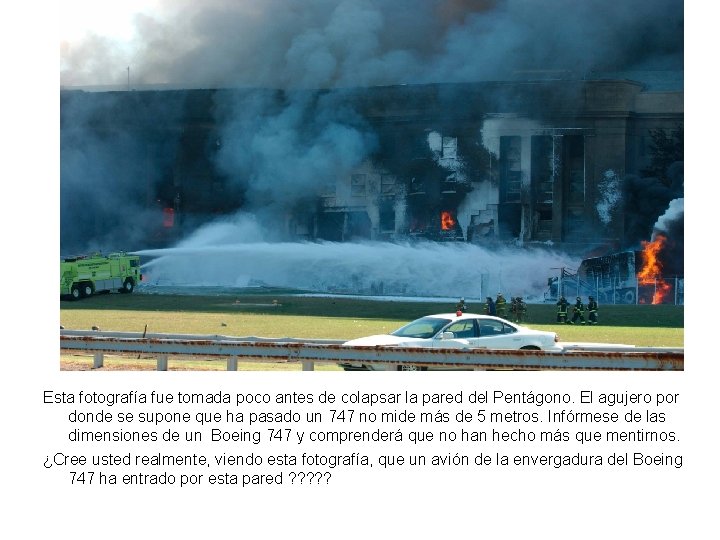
[500,136,522,203]
[531,135,554,203]
[379,202,395,233]
[562,135,585,240]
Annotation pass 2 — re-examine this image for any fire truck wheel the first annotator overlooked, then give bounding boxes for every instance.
[71,285,81,300]
[121,278,135,293]
[81,283,94,297]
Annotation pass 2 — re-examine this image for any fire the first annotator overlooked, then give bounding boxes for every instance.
[441,211,456,231]
[638,234,672,304]
[162,207,175,228]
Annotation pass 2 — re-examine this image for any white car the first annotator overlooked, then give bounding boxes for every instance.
[340,312,561,371]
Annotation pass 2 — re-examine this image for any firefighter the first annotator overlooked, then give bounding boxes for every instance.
[587,296,599,324]
[456,297,468,312]
[484,296,496,316]
[556,296,569,324]
[515,297,527,323]
[571,296,586,325]
[495,293,507,319]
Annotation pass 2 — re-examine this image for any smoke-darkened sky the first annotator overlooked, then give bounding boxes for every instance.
[61,0,684,90]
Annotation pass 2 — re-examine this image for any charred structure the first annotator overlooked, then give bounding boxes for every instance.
[61,74,683,255]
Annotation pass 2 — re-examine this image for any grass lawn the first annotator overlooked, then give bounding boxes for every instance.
[60,292,683,371]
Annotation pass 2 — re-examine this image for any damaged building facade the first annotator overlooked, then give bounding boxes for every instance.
[303,76,682,251]
[60,73,683,255]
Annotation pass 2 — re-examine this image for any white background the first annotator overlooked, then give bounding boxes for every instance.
[1,4,716,539]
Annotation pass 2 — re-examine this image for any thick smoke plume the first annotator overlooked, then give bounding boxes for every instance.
[214,91,377,217]
[61,0,683,90]
[652,198,684,278]
[623,158,683,275]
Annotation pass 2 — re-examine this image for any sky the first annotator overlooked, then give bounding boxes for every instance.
[60,0,161,43]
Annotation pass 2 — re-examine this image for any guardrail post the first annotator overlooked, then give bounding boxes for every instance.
[227,357,238,371]
[93,353,104,369]
[302,360,315,371]
[157,355,168,371]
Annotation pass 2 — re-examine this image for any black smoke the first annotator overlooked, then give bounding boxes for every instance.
[61,0,683,90]
[623,156,683,279]
[623,160,683,248]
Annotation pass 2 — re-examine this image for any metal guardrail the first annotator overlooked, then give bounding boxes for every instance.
[60,330,683,371]
[59,329,344,344]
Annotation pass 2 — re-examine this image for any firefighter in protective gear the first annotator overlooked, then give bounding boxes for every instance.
[514,297,527,323]
[484,297,496,316]
[556,296,569,323]
[456,298,468,312]
[495,293,507,319]
[571,297,586,325]
[587,296,598,324]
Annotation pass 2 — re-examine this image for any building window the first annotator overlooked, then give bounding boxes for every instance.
[380,174,395,195]
[565,136,585,204]
[531,135,554,203]
[500,136,522,202]
[351,174,366,196]
[442,137,457,159]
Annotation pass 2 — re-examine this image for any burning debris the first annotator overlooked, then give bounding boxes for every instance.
[440,211,456,231]
[554,222,682,306]
[637,234,673,304]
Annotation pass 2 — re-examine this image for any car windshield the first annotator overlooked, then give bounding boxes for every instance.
[391,317,452,339]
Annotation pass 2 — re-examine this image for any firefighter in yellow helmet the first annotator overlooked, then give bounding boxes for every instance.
[495,293,507,319]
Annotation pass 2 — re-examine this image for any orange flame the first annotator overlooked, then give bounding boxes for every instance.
[441,211,456,231]
[162,207,175,228]
[638,234,672,304]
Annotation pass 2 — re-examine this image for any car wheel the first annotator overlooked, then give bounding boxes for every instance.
[398,365,427,371]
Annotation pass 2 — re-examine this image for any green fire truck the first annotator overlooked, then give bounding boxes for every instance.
[60,252,141,300]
